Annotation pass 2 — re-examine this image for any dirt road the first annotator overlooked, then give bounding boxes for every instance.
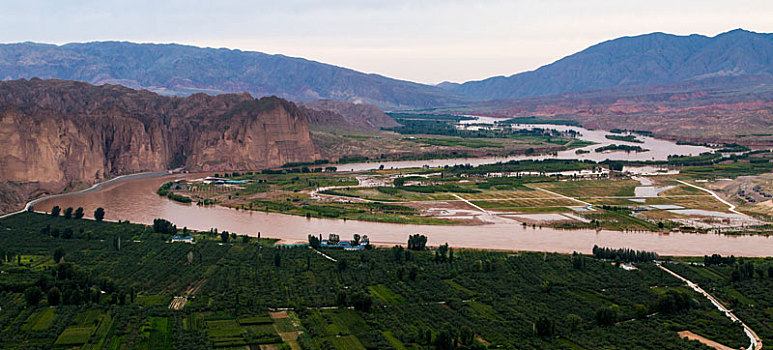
[657,263,762,350]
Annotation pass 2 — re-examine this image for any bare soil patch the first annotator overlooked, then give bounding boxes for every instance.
[678,330,734,350]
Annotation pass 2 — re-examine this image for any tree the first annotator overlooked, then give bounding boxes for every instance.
[595,306,618,326]
[393,177,405,187]
[565,314,582,332]
[94,207,105,222]
[571,251,586,269]
[392,245,405,263]
[350,290,373,312]
[48,287,62,306]
[337,259,348,272]
[609,161,624,171]
[25,286,43,306]
[459,325,474,346]
[352,234,361,246]
[74,207,84,219]
[435,243,449,263]
[308,235,321,248]
[408,265,418,281]
[51,206,61,217]
[731,269,741,282]
[634,304,649,319]
[407,234,427,250]
[335,290,348,306]
[221,231,229,243]
[53,247,65,263]
[62,228,74,239]
[655,290,691,313]
[152,218,177,235]
[274,252,281,267]
[434,326,455,350]
[63,207,73,219]
[534,317,555,337]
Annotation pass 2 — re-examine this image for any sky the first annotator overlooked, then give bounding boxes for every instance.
[1,0,772,84]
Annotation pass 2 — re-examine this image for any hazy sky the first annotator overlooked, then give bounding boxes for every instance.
[1,0,772,84]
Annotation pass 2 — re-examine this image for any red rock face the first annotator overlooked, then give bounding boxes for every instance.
[0,79,319,211]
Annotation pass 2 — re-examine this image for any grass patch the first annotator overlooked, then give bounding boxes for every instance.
[328,335,366,350]
[407,137,506,149]
[368,284,406,304]
[54,327,94,347]
[22,307,56,331]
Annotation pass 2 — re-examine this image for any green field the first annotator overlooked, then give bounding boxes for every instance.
[1,212,771,349]
[54,326,94,347]
[22,307,56,331]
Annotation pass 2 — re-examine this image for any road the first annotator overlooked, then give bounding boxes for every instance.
[0,171,169,220]
[657,263,762,350]
[451,193,489,214]
[533,186,593,207]
[675,180,745,216]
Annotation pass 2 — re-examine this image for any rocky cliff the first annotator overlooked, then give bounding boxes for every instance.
[0,79,319,213]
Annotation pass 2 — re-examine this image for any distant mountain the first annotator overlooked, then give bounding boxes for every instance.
[440,75,773,146]
[0,41,468,109]
[301,100,400,130]
[443,29,773,100]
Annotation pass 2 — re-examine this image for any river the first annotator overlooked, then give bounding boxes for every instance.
[30,117,773,256]
[35,175,773,257]
[338,119,711,171]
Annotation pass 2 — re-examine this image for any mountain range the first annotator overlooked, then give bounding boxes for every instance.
[440,29,773,100]
[2,29,773,214]
[0,41,467,109]
[1,29,772,108]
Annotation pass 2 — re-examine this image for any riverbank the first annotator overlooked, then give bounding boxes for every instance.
[30,173,773,257]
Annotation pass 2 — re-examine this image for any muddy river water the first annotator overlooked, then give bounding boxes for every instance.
[35,174,773,257]
[33,119,773,256]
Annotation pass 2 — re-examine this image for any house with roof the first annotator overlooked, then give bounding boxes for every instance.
[171,236,194,244]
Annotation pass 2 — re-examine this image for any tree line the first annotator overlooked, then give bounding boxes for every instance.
[49,205,105,222]
[592,245,658,262]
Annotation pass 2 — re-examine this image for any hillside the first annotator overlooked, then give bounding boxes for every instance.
[0,78,319,213]
[445,75,773,146]
[444,29,773,100]
[0,41,469,109]
[300,99,400,130]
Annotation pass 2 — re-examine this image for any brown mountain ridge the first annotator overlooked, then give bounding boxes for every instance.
[0,78,319,213]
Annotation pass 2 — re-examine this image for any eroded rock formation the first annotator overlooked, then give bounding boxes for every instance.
[0,79,319,212]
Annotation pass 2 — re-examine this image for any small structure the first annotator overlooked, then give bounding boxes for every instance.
[320,233,369,250]
[619,263,638,271]
[225,180,248,184]
[171,236,194,244]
